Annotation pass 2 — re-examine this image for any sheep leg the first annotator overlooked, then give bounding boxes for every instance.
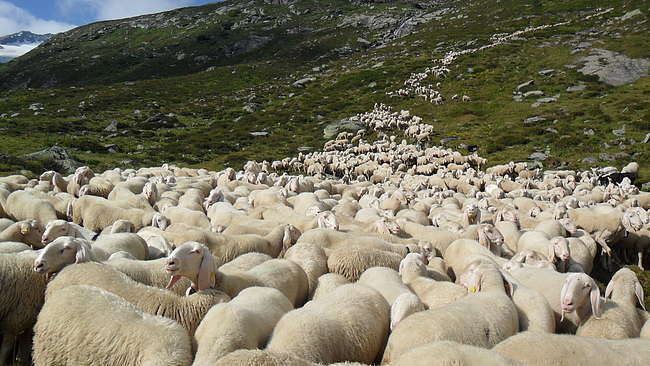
[0,333,16,366]
[638,250,645,271]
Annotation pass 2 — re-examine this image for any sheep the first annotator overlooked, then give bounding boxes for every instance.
[493,331,650,366]
[5,190,59,224]
[311,273,351,301]
[443,238,507,278]
[33,285,192,366]
[283,242,328,297]
[71,195,158,231]
[92,233,149,260]
[106,256,191,296]
[516,231,570,272]
[327,246,403,281]
[211,349,315,366]
[399,255,467,309]
[267,284,390,365]
[0,218,13,232]
[0,220,45,248]
[358,267,414,306]
[382,262,518,364]
[102,219,135,234]
[163,205,211,230]
[507,267,601,333]
[218,252,273,274]
[78,176,114,198]
[390,341,524,366]
[166,242,309,306]
[45,262,229,335]
[576,267,646,339]
[33,237,101,280]
[390,292,426,330]
[297,228,416,256]
[41,219,97,244]
[0,241,30,253]
[0,250,47,365]
[193,287,293,366]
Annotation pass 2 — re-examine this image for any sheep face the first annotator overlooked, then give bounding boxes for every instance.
[549,237,570,263]
[152,213,170,230]
[142,182,158,206]
[165,242,216,292]
[560,273,601,321]
[19,220,45,248]
[33,237,91,280]
[110,220,134,234]
[42,220,70,245]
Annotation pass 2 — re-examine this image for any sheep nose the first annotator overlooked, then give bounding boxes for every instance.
[167,260,175,266]
[33,262,44,272]
[563,299,573,306]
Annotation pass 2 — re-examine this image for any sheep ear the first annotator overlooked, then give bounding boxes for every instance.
[635,281,646,311]
[590,279,602,319]
[547,244,557,263]
[560,277,569,308]
[74,240,91,263]
[604,278,615,299]
[196,245,216,291]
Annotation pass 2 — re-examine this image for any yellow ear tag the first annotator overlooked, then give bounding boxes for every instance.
[21,227,30,234]
[468,286,477,293]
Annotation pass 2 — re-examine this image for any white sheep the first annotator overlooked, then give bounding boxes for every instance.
[311,273,351,301]
[327,246,403,281]
[390,292,426,330]
[576,267,646,339]
[400,255,467,309]
[382,262,518,364]
[267,283,390,365]
[0,219,45,248]
[390,341,524,366]
[193,286,293,366]
[45,262,229,335]
[33,285,192,366]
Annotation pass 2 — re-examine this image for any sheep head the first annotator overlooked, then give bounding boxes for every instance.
[558,218,577,236]
[152,213,170,230]
[142,182,158,207]
[560,273,602,322]
[390,293,425,331]
[316,211,339,231]
[18,220,45,248]
[459,262,516,296]
[33,237,93,280]
[605,267,646,311]
[110,220,135,234]
[399,253,427,283]
[549,237,570,263]
[42,219,71,245]
[165,241,217,293]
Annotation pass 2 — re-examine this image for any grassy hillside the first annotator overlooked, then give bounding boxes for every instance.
[0,0,648,184]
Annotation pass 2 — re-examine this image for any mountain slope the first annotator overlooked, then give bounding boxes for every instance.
[0,31,53,46]
[0,0,648,185]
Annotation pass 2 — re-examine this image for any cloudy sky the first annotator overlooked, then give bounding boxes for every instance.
[0,0,217,36]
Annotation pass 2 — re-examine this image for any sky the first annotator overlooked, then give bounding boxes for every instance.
[0,0,217,36]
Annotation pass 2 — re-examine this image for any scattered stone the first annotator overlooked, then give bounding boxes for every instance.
[250,131,269,136]
[372,62,384,68]
[516,80,535,91]
[512,95,523,102]
[105,144,120,154]
[642,133,650,144]
[141,113,183,128]
[578,48,650,86]
[584,129,595,136]
[22,146,83,174]
[243,103,264,113]
[641,182,650,192]
[538,69,555,76]
[368,82,377,88]
[104,120,119,132]
[566,84,586,92]
[297,146,314,152]
[582,157,598,164]
[524,90,544,98]
[323,118,365,139]
[612,126,625,137]
[599,153,616,162]
[136,145,145,150]
[28,103,44,111]
[524,116,547,124]
[545,128,558,134]
[537,96,558,103]
[293,77,316,88]
[357,37,371,45]
[529,152,548,161]
[440,137,459,146]
[620,9,642,21]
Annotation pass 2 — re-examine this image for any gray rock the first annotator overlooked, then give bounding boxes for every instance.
[323,118,365,139]
[104,120,119,132]
[512,95,523,102]
[22,146,83,174]
[529,152,548,161]
[293,77,316,88]
[243,103,264,113]
[641,181,650,192]
[368,82,377,88]
[516,80,535,91]
[440,137,459,146]
[537,97,558,103]
[524,90,544,98]
[578,48,650,86]
[642,133,650,144]
[584,129,595,136]
[582,157,598,164]
[524,116,547,124]
[141,113,183,128]
[226,35,272,56]
[297,146,314,152]
[545,128,558,134]
[566,84,586,92]
[538,69,555,76]
[250,131,269,136]
[105,144,120,154]
[612,126,625,137]
[620,9,642,21]
[357,37,371,45]
[599,153,616,162]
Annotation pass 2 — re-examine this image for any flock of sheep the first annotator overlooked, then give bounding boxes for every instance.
[0,123,649,366]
